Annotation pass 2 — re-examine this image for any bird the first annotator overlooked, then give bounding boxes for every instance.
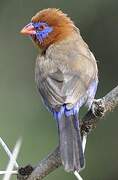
[20,8,98,172]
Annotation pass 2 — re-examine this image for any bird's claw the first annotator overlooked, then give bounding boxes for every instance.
[17,165,34,179]
[91,99,105,117]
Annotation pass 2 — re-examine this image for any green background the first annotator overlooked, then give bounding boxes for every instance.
[0,0,118,179]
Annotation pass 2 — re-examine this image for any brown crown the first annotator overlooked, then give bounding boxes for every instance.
[31,8,75,49]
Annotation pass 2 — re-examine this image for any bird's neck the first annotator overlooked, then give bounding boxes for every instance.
[34,28,82,56]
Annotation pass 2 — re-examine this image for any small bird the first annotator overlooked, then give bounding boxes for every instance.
[21,8,98,172]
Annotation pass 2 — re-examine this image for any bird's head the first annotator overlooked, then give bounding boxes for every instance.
[20,8,74,50]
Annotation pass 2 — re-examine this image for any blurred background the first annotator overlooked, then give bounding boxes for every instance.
[0,0,118,179]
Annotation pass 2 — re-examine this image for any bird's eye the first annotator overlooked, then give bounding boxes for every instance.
[39,24,46,30]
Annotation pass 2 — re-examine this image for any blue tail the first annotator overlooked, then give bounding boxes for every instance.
[54,105,85,172]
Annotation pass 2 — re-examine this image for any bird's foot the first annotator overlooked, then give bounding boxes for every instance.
[91,99,105,117]
[17,165,34,180]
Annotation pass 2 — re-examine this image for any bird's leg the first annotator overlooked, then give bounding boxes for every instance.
[80,98,106,136]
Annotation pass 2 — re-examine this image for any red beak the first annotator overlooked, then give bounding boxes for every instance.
[20,23,36,35]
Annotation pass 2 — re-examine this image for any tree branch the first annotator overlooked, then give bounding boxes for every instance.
[17,85,118,180]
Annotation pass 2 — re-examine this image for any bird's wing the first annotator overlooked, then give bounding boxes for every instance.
[35,52,97,109]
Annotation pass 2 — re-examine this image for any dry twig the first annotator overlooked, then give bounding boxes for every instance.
[17,85,118,180]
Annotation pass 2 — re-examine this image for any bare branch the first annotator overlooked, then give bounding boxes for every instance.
[81,85,118,135]
[3,138,22,180]
[17,85,118,180]
[0,137,19,169]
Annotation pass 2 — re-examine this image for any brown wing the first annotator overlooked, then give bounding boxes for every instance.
[35,52,97,109]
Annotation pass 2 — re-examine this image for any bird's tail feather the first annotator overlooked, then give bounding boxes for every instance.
[57,112,85,172]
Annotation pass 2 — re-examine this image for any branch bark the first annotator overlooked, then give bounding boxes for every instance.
[17,85,118,180]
